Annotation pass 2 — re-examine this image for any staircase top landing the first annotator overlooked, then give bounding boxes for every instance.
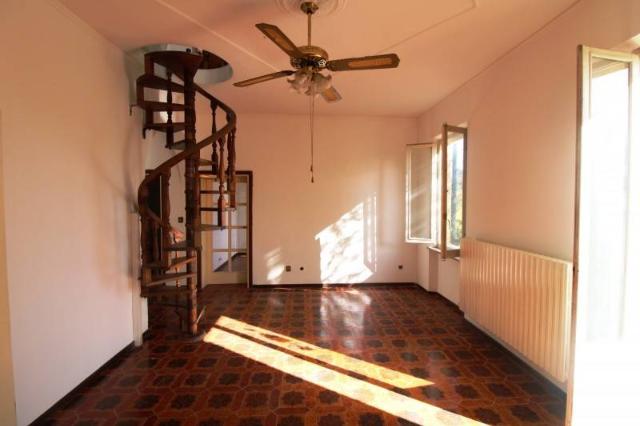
[128,44,233,85]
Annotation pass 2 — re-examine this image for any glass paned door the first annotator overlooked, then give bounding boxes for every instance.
[202,173,251,285]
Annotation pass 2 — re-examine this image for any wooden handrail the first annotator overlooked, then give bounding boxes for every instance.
[137,52,237,335]
[137,83,236,219]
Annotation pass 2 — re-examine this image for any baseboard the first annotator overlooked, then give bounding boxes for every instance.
[251,282,419,289]
[413,285,464,313]
[412,285,565,394]
[465,316,567,393]
[31,341,135,425]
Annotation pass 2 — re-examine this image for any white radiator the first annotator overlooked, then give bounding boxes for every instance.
[460,238,572,384]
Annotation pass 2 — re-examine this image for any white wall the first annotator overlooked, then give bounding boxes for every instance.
[0,1,164,423]
[203,113,418,285]
[416,0,640,304]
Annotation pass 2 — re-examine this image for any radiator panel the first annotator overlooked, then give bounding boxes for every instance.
[460,238,572,384]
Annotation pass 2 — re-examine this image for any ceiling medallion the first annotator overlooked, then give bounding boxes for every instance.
[274,0,347,17]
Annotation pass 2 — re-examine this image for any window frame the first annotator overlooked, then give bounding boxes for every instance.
[567,44,640,426]
[439,124,468,259]
[405,142,436,244]
[404,124,468,258]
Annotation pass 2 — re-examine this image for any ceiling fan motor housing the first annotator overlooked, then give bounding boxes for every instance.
[291,45,329,69]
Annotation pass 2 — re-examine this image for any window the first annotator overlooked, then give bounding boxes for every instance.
[571,46,640,423]
[406,124,467,259]
[406,143,435,243]
[440,125,467,257]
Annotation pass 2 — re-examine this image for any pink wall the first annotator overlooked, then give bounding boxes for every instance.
[416,0,640,304]
[0,1,161,423]
[202,113,418,285]
[0,112,16,426]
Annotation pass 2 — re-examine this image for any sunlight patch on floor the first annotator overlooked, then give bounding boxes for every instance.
[216,316,431,389]
[204,327,486,426]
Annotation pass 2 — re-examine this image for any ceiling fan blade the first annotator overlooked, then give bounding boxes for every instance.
[326,53,400,72]
[321,86,342,103]
[233,71,295,87]
[256,23,303,59]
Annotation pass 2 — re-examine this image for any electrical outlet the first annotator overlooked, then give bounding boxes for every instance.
[285,265,292,272]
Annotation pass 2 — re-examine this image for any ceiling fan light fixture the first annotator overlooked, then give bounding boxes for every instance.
[288,70,311,93]
[313,73,332,92]
[287,69,332,96]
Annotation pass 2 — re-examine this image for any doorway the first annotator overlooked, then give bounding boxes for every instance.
[202,171,252,287]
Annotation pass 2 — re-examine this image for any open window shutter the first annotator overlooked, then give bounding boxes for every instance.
[406,143,435,243]
[568,46,640,424]
[440,124,468,259]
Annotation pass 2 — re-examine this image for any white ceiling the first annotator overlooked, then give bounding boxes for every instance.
[60,0,578,117]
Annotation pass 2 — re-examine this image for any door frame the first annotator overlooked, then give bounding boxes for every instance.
[245,170,253,288]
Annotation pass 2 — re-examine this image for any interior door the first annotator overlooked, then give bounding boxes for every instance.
[202,172,252,286]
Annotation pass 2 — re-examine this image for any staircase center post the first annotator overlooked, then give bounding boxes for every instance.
[183,70,200,335]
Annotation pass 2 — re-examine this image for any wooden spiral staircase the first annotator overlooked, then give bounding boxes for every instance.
[135,49,237,336]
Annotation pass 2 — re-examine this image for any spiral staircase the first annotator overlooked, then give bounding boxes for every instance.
[135,49,237,336]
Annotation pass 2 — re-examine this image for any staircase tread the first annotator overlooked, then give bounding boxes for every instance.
[194,224,225,231]
[146,255,197,270]
[137,74,185,92]
[145,122,186,132]
[139,101,186,111]
[200,207,232,212]
[164,241,198,251]
[199,159,214,165]
[145,272,196,287]
[147,51,204,75]
[169,140,188,150]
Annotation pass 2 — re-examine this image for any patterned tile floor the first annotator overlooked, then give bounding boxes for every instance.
[39,285,565,425]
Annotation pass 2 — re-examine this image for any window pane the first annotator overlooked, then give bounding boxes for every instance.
[230,252,248,272]
[446,133,464,248]
[580,57,631,339]
[212,229,228,249]
[213,252,229,272]
[232,206,247,226]
[230,228,246,250]
[406,145,433,241]
[236,180,248,204]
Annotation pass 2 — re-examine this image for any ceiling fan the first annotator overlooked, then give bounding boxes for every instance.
[233,0,400,103]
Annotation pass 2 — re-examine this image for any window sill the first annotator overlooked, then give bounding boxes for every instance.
[406,239,434,245]
[427,246,461,262]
